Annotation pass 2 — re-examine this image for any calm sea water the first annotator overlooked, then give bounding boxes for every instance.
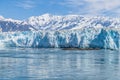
[0,48,120,80]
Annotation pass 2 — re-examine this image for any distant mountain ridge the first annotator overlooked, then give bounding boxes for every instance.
[0,14,120,32]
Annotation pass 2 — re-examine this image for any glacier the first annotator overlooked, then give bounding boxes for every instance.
[0,27,119,50]
[0,14,120,50]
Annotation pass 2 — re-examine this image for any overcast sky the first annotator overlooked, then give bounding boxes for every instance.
[0,0,120,20]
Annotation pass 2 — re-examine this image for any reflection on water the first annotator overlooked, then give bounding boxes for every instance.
[0,48,120,80]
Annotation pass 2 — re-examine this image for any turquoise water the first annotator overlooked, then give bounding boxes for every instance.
[0,48,120,80]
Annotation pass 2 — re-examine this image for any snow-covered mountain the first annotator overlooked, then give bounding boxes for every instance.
[26,14,120,30]
[1,14,120,32]
[0,16,35,32]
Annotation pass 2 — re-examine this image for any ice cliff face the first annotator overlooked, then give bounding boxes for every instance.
[0,28,120,50]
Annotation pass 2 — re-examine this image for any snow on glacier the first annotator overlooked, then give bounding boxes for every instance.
[0,28,119,50]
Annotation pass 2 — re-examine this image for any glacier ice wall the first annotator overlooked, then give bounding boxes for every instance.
[0,28,120,50]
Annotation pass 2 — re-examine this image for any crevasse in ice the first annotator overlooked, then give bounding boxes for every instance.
[0,28,120,50]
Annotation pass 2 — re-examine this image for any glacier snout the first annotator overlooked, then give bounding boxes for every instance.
[0,28,120,50]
